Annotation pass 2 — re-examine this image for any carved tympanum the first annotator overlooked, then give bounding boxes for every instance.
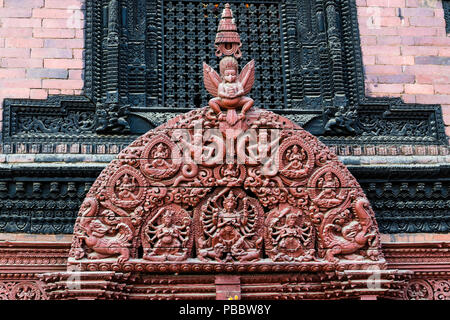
[69,4,383,270]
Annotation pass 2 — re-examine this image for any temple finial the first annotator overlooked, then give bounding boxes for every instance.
[214,3,242,59]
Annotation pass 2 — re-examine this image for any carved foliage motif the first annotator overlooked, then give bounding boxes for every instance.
[69,107,383,267]
[406,279,450,300]
[0,282,46,300]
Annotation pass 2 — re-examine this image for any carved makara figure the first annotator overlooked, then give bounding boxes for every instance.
[203,4,255,126]
[320,198,378,262]
[142,206,191,262]
[196,188,263,262]
[75,209,133,263]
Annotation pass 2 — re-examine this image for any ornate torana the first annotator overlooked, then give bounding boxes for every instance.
[68,4,384,273]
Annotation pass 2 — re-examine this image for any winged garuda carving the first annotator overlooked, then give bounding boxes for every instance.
[203,56,255,125]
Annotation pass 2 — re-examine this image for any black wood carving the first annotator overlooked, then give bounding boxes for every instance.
[1,0,448,145]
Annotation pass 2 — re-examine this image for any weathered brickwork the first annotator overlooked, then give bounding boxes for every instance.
[0,0,84,126]
[357,0,450,137]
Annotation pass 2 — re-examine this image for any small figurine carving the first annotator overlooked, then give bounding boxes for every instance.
[203,58,255,125]
[321,198,377,262]
[142,206,191,261]
[76,217,132,263]
[203,3,255,126]
[195,188,264,262]
[265,206,315,262]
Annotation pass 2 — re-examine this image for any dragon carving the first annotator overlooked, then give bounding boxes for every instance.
[320,198,378,262]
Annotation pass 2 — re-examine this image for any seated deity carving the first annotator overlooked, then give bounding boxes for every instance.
[195,188,264,262]
[265,206,315,262]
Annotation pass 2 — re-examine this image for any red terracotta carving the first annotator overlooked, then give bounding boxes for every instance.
[140,204,192,261]
[56,3,407,300]
[194,188,264,263]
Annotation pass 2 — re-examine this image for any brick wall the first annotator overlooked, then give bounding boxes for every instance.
[0,0,84,124]
[357,0,450,137]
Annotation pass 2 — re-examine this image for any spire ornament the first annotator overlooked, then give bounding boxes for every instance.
[203,3,255,127]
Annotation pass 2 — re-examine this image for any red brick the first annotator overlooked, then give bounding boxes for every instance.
[0,27,33,38]
[377,74,415,83]
[434,85,450,94]
[33,28,75,38]
[400,7,435,16]
[30,89,48,99]
[358,7,397,17]
[31,48,72,58]
[414,37,450,46]
[48,89,60,94]
[404,84,434,94]
[43,18,73,29]
[0,88,30,99]
[439,48,450,56]
[73,49,83,59]
[75,29,83,38]
[60,89,74,95]
[362,45,400,56]
[380,17,405,27]
[401,45,438,56]
[0,68,26,78]
[367,0,405,7]
[0,8,32,17]
[401,94,416,103]
[0,48,30,58]
[359,25,399,36]
[416,94,450,104]
[33,8,74,18]
[44,39,83,49]
[1,17,41,28]
[5,38,43,48]
[363,55,376,65]
[404,65,450,76]
[405,0,419,6]
[4,0,43,8]
[415,56,450,65]
[44,58,82,69]
[416,73,450,84]
[397,27,437,37]
[364,65,403,74]
[443,114,450,125]
[366,83,404,94]
[376,55,414,65]
[409,17,445,27]
[377,36,402,45]
[44,0,83,9]
[1,58,42,68]
[445,126,450,138]
[0,79,41,88]
[69,69,82,80]
[360,36,377,46]
[42,79,83,89]
[356,0,367,6]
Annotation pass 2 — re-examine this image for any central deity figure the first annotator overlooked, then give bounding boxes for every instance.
[203,3,255,126]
